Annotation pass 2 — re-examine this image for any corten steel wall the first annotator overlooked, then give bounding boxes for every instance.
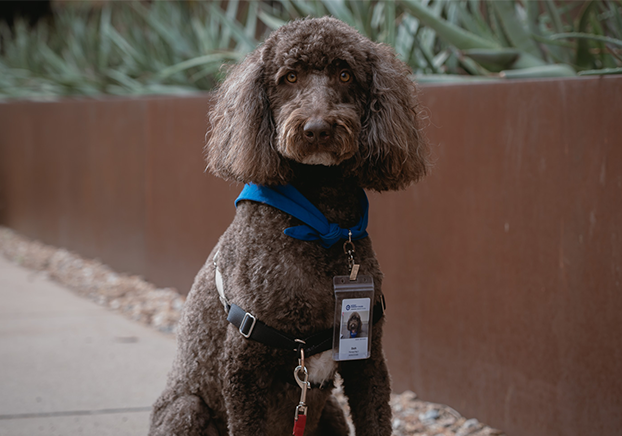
[0,76,621,436]
[373,76,622,436]
[0,95,239,289]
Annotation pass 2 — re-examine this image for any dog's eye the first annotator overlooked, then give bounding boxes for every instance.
[339,70,351,82]
[286,72,297,83]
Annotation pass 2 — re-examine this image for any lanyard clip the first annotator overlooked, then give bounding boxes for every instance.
[343,230,359,280]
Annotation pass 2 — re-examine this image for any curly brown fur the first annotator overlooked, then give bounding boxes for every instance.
[205,17,428,190]
[151,17,428,436]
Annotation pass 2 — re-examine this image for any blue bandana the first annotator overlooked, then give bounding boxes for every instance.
[235,184,369,248]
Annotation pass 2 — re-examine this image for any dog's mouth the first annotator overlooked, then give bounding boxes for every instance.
[300,152,339,166]
[277,110,360,166]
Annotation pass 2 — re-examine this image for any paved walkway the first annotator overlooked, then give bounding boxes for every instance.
[0,256,177,436]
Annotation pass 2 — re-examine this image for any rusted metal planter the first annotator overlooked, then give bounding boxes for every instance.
[1,76,621,436]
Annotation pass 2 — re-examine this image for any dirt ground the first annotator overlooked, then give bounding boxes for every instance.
[0,226,505,436]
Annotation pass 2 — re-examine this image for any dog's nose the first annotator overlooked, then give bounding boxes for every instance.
[303,119,332,144]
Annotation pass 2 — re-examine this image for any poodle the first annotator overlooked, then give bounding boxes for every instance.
[149,16,428,436]
[346,312,363,338]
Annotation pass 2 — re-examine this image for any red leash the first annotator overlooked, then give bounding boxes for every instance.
[292,413,307,436]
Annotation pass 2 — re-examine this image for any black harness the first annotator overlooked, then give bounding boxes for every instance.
[226,298,386,358]
[214,252,386,388]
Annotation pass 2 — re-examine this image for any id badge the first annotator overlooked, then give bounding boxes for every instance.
[332,275,374,361]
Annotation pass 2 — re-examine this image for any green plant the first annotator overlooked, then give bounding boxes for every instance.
[0,1,260,100]
[254,0,621,82]
[0,0,620,100]
[399,0,622,80]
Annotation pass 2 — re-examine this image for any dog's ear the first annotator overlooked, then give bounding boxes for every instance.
[205,47,291,185]
[356,44,429,191]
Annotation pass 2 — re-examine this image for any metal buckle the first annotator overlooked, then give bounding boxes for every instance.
[239,313,257,338]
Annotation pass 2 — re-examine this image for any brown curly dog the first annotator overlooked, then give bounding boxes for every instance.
[347,312,363,338]
[149,16,428,436]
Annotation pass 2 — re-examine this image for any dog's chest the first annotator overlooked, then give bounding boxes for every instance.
[306,350,337,385]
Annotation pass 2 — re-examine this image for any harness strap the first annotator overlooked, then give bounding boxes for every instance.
[214,250,386,359]
[227,298,386,358]
[214,251,230,313]
[227,304,306,351]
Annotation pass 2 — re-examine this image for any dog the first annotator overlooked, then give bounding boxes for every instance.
[346,312,363,338]
[149,17,428,436]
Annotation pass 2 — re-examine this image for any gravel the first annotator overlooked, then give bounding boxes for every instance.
[0,226,505,436]
[0,226,183,334]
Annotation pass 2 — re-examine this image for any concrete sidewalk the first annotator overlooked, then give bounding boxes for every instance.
[0,256,177,436]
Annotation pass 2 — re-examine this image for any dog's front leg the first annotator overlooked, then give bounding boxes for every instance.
[339,322,392,436]
[222,332,277,436]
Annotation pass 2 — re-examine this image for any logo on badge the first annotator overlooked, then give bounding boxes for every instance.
[345,305,350,310]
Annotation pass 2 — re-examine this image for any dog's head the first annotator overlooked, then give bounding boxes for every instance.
[206,17,428,191]
[347,312,362,337]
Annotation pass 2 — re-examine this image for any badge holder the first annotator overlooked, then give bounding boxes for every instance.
[332,231,375,361]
